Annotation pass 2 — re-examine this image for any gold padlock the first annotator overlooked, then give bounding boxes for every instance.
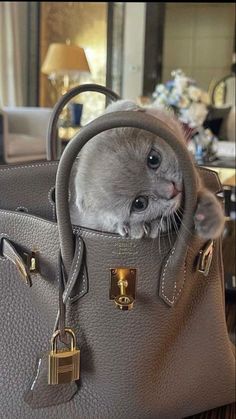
[48,328,80,385]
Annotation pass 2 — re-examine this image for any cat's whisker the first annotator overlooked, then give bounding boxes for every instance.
[174,211,195,251]
[166,214,174,246]
[170,212,178,237]
[157,217,162,254]
[176,206,184,216]
[171,213,190,246]
[158,214,165,253]
[166,216,171,246]
[171,213,179,236]
[174,211,194,238]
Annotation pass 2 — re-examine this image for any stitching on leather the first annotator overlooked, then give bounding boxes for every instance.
[0,210,58,228]
[74,228,124,240]
[161,247,186,305]
[30,357,42,390]
[64,239,82,300]
[77,272,86,296]
[172,261,186,302]
[47,186,56,221]
[68,272,86,303]
[53,262,60,333]
[0,162,58,172]
[161,248,175,304]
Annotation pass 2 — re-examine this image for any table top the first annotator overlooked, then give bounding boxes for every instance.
[205,158,235,169]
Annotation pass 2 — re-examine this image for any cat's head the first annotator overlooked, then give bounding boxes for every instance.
[74,100,186,229]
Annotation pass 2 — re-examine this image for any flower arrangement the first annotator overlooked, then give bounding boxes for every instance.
[152,69,210,129]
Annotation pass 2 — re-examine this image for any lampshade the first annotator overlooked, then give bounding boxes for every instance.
[41,43,90,76]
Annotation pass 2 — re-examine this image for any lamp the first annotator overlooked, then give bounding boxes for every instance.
[41,40,90,129]
[41,40,90,99]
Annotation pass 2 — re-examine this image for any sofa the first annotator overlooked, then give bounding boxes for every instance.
[0,107,53,164]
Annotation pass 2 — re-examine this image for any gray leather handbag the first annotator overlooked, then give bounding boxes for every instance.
[0,86,235,419]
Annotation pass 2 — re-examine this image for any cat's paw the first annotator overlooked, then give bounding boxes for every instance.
[194,192,225,239]
[118,222,150,239]
[118,219,168,239]
[148,219,168,238]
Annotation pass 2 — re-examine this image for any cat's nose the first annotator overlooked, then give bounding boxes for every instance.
[169,182,181,199]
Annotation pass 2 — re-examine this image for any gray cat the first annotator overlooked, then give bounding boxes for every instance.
[70,100,225,240]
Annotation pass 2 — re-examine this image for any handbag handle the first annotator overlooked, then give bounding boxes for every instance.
[46,83,120,161]
[55,111,198,275]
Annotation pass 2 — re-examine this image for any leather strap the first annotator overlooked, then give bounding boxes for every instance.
[1,238,31,286]
[53,236,85,334]
[58,255,66,343]
[55,111,198,282]
[47,83,120,161]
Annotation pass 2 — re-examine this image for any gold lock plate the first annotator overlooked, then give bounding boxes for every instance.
[197,240,214,277]
[110,268,136,310]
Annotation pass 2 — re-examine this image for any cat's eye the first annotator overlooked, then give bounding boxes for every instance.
[147,149,162,170]
[131,196,148,212]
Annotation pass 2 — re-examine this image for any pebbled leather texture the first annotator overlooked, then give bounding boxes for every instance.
[24,351,78,409]
[0,161,58,221]
[0,208,235,418]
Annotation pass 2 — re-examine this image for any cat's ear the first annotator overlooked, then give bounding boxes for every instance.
[104,99,142,114]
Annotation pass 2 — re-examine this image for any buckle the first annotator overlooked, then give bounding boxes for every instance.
[197,240,214,277]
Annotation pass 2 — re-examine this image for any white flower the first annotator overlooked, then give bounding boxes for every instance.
[151,69,210,130]
[155,84,167,94]
[178,95,190,109]
[178,108,191,124]
[185,103,209,128]
[188,86,201,102]
[174,75,188,94]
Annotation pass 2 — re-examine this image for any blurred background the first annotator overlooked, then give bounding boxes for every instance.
[0,3,235,109]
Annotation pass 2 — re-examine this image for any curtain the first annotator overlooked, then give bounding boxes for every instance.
[0,2,24,107]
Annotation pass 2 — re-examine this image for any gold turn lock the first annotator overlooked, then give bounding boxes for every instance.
[110,268,136,311]
[23,251,39,273]
[48,328,80,385]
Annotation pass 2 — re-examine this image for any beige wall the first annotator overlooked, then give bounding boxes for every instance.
[162,3,235,91]
[122,3,146,100]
